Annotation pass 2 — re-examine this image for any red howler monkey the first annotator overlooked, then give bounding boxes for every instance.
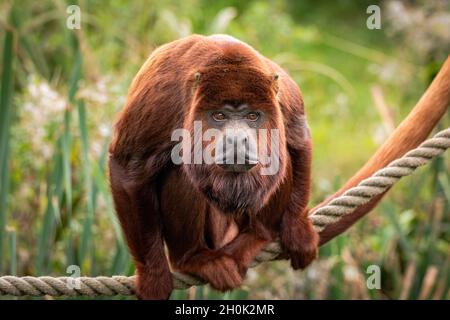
[109,34,317,299]
[109,34,450,300]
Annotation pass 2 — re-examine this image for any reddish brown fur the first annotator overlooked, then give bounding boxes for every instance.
[109,34,318,299]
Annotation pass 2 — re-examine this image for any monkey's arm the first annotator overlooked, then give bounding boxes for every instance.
[109,157,172,300]
[272,71,319,269]
[279,138,319,269]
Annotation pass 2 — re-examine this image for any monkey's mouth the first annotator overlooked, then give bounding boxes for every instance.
[217,162,257,173]
[215,154,258,173]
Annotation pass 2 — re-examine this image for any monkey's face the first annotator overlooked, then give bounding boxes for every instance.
[181,66,287,214]
[205,103,262,173]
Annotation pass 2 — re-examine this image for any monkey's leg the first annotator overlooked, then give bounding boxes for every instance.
[172,247,245,292]
[109,158,172,299]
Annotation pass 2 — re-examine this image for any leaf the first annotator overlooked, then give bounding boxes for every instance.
[0,14,15,272]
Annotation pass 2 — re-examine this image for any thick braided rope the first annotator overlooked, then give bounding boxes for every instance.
[310,128,450,231]
[1,128,449,296]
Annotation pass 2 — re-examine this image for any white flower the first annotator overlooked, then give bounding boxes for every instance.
[21,76,67,159]
[99,123,111,137]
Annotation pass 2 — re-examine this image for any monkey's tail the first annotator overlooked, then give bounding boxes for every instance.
[312,55,450,245]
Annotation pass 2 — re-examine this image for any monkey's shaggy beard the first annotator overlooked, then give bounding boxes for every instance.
[183,161,285,214]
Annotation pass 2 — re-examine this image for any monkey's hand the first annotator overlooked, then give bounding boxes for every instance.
[136,264,173,300]
[202,254,243,291]
[176,251,243,292]
[280,215,319,270]
[221,227,272,277]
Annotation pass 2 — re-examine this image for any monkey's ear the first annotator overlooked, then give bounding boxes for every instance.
[194,72,201,85]
[190,72,202,93]
[272,73,280,93]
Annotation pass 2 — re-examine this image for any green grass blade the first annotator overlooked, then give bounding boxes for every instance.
[62,109,72,218]
[382,202,416,260]
[8,228,16,275]
[92,161,124,244]
[36,140,63,274]
[0,20,15,272]
[19,36,50,80]
[78,100,95,266]
[68,49,82,103]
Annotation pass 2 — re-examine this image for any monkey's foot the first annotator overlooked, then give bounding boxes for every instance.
[281,219,319,270]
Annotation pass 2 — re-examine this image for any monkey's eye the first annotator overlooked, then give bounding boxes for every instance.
[212,112,227,122]
[246,112,260,121]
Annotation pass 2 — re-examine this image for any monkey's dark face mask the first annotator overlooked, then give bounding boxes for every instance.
[182,65,287,214]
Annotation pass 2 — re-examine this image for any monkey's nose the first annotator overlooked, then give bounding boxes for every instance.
[226,135,247,145]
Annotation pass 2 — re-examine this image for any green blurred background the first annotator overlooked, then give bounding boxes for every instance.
[0,0,449,299]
